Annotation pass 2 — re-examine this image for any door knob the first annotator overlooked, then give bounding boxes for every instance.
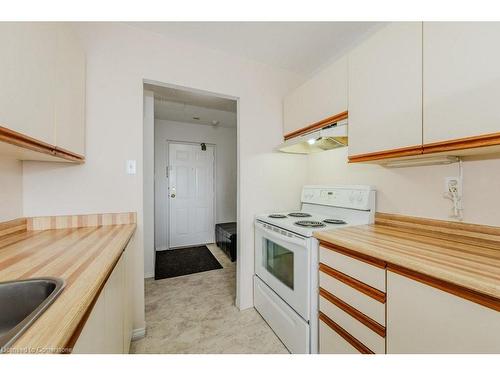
[170,193,176,198]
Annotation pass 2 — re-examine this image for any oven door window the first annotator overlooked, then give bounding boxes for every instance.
[264,239,294,290]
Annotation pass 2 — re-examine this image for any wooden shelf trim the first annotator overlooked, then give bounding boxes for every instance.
[319,263,386,303]
[319,311,374,354]
[320,240,387,269]
[348,144,423,163]
[348,132,500,163]
[387,264,500,313]
[0,125,84,163]
[423,131,500,154]
[320,287,386,337]
[283,110,348,141]
[54,147,85,163]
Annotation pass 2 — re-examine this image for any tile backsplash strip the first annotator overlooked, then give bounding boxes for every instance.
[27,212,137,231]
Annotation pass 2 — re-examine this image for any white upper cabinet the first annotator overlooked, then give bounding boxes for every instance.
[423,22,500,144]
[0,23,58,145]
[283,55,348,136]
[348,23,423,157]
[54,24,86,156]
[0,22,85,160]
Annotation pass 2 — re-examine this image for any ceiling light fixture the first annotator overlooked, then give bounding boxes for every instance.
[307,138,316,145]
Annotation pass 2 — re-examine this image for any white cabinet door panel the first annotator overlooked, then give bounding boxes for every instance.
[54,24,86,155]
[0,23,57,145]
[348,22,422,156]
[104,255,125,353]
[72,293,106,354]
[284,56,348,135]
[387,271,500,353]
[423,22,500,144]
[123,240,134,352]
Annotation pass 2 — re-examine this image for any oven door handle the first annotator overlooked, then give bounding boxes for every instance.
[255,221,307,247]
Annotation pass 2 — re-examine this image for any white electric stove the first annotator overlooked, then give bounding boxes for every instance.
[254,185,376,354]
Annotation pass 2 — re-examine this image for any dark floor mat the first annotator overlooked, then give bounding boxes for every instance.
[155,245,223,280]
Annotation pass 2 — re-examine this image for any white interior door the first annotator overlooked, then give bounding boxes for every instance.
[168,142,215,248]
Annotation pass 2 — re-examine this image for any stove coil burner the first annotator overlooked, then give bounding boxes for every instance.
[323,219,347,225]
[288,212,312,218]
[268,214,287,219]
[294,220,326,228]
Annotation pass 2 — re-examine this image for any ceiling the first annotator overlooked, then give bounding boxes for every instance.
[145,83,237,128]
[130,22,382,76]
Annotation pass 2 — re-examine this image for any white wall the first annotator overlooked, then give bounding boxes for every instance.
[22,23,307,317]
[0,158,23,222]
[154,119,237,256]
[307,148,500,226]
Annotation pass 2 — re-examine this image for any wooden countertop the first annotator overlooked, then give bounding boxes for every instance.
[314,213,500,303]
[0,222,136,353]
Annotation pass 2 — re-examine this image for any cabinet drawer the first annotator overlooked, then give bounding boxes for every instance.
[319,268,386,326]
[319,319,360,354]
[320,245,386,292]
[320,296,385,354]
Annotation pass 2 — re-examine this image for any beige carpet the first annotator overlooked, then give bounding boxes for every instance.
[130,244,288,354]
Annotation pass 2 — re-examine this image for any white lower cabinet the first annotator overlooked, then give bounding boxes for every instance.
[318,245,500,354]
[320,296,385,354]
[103,255,125,353]
[386,271,500,354]
[122,243,133,352]
[72,289,106,354]
[318,246,387,354]
[72,242,133,354]
[319,320,359,354]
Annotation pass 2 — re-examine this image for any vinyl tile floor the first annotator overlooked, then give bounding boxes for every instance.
[130,244,289,354]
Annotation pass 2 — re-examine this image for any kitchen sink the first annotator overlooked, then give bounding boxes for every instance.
[0,278,65,352]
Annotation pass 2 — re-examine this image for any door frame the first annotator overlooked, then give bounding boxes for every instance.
[144,78,242,309]
[165,140,217,249]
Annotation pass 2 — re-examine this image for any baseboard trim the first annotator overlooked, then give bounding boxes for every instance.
[132,327,146,341]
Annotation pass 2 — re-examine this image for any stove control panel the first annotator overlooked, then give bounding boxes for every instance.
[301,185,375,211]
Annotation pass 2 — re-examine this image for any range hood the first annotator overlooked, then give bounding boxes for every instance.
[277,119,348,154]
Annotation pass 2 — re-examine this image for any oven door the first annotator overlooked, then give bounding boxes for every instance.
[254,220,310,320]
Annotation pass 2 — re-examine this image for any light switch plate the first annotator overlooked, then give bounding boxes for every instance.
[126,160,136,175]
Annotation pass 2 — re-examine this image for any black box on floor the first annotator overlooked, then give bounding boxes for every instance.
[215,222,237,262]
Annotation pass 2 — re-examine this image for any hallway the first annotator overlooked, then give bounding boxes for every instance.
[130,245,288,354]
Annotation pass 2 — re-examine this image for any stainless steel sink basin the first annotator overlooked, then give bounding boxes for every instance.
[0,278,65,352]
